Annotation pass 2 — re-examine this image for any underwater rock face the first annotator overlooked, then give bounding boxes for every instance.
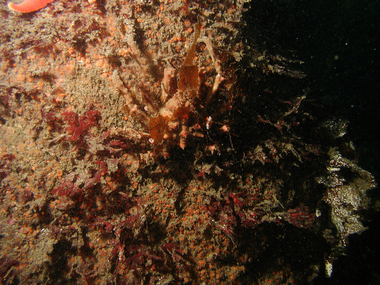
[0,0,377,284]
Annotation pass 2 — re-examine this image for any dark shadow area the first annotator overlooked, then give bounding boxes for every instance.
[243,0,380,283]
[245,0,380,177]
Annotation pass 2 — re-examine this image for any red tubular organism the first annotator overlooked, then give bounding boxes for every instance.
[8,0,56,13]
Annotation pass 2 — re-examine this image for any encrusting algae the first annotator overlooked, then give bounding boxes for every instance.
[0,0,377,284]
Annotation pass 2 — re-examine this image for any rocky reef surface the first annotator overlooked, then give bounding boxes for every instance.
[0,0,377,284]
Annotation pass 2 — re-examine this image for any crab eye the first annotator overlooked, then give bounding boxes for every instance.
[206,116,212,129]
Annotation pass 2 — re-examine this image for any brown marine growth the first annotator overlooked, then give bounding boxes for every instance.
[149,22,202,151]
[178,22,202,101]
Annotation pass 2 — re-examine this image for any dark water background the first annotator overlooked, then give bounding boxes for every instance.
[245,0,380,284]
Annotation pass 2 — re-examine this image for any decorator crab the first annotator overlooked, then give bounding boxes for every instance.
[120,21,233,157]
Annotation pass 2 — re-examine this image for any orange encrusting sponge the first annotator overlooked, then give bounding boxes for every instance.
[8,0,56,13]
